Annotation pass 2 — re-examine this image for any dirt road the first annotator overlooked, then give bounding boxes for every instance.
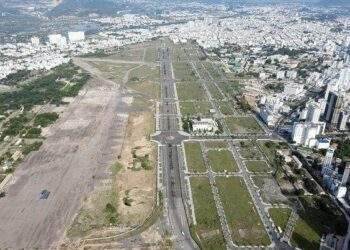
[0,61,129,249]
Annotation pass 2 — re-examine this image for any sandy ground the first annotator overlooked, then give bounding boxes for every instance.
[116,111,157,226]
[0,63,129,249]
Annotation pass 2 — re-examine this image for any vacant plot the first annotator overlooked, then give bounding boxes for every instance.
[89,62,135,83]
[180,101,212,117]
[205,140,228,149]
[216,177,270,246]
[173,62,197,83]
[207,82,223,100]
[238,140,263,160]
[126,65,160,100]
[245,161,271,173]
[108,48,144,61]
[225,117,263,134]
[218,101,234,115]
[207,149,238,172]
[184,142,206,173]
[190,177,226,250]
[144,46,159,62]
[177,82,207,101]
[68,174,119,238]
[252,175,289,204]
[269,208,292,233]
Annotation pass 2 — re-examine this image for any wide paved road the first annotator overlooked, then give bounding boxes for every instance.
[153,47,196,249]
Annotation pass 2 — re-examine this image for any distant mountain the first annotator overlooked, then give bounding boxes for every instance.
[316,0,350,7]
[48,0,126,17]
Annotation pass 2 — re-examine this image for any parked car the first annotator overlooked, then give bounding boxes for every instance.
[40,190,50,200]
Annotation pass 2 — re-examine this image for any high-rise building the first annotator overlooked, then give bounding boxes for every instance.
[341,163,350,185]
[338,110,349,131]
[292,123,305,144]
[323,148,335,169]
[306,102,321,123]
[324,91,344,128]
[291,122,326,147]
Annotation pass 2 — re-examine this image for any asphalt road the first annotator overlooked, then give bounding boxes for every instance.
[153,47,196,249]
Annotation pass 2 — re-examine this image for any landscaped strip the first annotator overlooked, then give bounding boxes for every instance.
[216,176,270,246]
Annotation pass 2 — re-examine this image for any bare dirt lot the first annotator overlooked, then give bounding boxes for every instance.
[0,62,129,249]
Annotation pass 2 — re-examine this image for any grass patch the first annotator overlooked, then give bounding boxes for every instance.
[177,82,207,101]
[218,101,234,115]
[225,116,263,134]
[205,140,228,149]
[238,140,263,159]
[180,101,212,117]
[126,65,160,100]
[173,61,197,83]
[144,46,159,62]
[245,161,271,173]
[184,142,206,173]
[207,82,223,100]
[67,183,119,238]
[207,149,238,172]
[216,176,270,246]
[111,162,123,175]
[190,177,226,250]
[67,159,125,237]
[108,48,144,61]
[269,208,292,232]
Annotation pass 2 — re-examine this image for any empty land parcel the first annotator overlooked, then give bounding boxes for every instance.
[65,41,161,247]
[0,40,163,249]
[216,177,270,246]
[0,61,129,249]
[190,177,226,250]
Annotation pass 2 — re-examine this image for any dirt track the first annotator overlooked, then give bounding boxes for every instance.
[0,61,129,249]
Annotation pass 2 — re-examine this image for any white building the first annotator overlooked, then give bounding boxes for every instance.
[306,102,321,123]
[68,31,85,43]
[277,70,286,80]
[284,83,304,97]
[316,138,331,150]
[192,118,218,134]
[292,123,305,144]
[323,148,335,169]
[48,34,67,47]
[31,36,40,46]
[292,122,326,147]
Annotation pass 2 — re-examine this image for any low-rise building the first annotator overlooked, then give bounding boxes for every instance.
[192,118,218,134]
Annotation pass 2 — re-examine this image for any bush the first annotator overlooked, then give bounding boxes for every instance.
[105,203,116,213]
[24,127,42,138]
[2,114,29,137]
[34,112,59,127]
[22,141,43,155]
